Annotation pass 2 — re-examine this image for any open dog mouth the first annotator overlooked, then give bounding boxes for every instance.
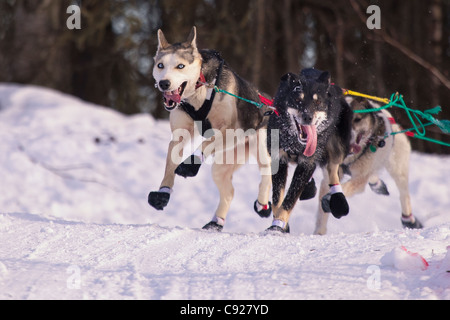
[350,132,365,154]
[293,116,318,157]
[163,81,187,111]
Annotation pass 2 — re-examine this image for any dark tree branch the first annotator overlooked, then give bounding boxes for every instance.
[349,0,450,91]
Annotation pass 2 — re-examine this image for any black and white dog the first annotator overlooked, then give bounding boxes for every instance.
[267,69,353,233]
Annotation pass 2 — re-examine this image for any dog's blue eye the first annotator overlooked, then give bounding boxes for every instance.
[157,63,164,69]
[176,64,185,69]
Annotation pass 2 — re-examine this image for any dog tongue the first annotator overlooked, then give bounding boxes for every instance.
[302,125,317,157]
[164,90,182,104]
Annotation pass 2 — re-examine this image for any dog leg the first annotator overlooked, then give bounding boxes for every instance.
[271,160,288,212]
[267,161,288,232]
[149,112,194,211]
[299,177,317,201]
[322,162,349,219]
[314,171,332,235]
[175,121,227,178]
[389,170,422,228]
[342,175,370,198]
[149,138,188,210]
[174,122,214,178]
[387,148,412,217]
[254,161,272,218]
[254,132,273,218]
[202,161,242,231]
[385,139,422,229]
[254,166,272,219]
[270,163,315,233]
[327,161,341,186]
[368,175,390,196]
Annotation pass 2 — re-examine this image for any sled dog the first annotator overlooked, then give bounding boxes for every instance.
[148,27,273,231]
[314,97,423,235]
[267,69,353,233]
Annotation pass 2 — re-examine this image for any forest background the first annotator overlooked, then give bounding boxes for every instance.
[0,0,449,153]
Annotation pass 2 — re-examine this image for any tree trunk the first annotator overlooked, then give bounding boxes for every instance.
[334,12,345,87]
[252,0,266,86]
[282,0,296,72]
[5,0,71,92]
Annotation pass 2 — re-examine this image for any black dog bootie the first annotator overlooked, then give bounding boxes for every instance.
[254,200,272,218]
[299,178,317,201]
[321,184,349,219]
[369,179,390,196]
[266,220,290,234]
[202,216,225,232]
[175,154,203,178]
[148,188,171,211]
[401,214,423,229]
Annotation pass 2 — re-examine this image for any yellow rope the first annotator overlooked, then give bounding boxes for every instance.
[343,89,391,105]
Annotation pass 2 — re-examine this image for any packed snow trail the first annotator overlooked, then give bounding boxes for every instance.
[0,213,449,300]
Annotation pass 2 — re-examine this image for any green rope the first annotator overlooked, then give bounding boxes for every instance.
[352,92,450,147]
[216,85,450,148]
[214,86,265,109]
[392,122,434,136]
[413,134,450,148]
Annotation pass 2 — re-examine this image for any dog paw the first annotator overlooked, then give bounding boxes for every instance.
[401,215,424,229]
[175,155,202,178]
[148,190,170,211]
[321,192,349,219]
[202,221,223,232]
[299,178,317,201]
[329,193,349,219]
[254,200,272,218]
[265,225,290,234]
[265,220,290,234]
[369,179,390,196]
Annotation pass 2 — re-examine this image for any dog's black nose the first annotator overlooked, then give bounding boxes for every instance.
[302,113,313,124]
[159,80,171,91]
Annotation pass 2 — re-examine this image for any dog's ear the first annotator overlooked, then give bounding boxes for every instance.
[280,72,297,83]
[186,26,197,49]
[157,29,170,50]
[317,71,331,84]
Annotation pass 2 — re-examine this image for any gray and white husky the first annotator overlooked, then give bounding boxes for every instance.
[148,27,273,231]
[314,97,423,235]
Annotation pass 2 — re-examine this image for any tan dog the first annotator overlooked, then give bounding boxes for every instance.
[314,97,423,235]
[148,27,273,231]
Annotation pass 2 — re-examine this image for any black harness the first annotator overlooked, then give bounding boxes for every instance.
[180,59,225,138]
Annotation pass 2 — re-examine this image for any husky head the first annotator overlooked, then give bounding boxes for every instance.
[153,27,202,111]
[346,97,379,154]
[274,71,332,157]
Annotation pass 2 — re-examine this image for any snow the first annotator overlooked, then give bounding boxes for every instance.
[380,246,429,271]
[0,84,449,300]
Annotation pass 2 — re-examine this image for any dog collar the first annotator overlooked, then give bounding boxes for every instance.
[195,72,207,90]
[369,112,395,153]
